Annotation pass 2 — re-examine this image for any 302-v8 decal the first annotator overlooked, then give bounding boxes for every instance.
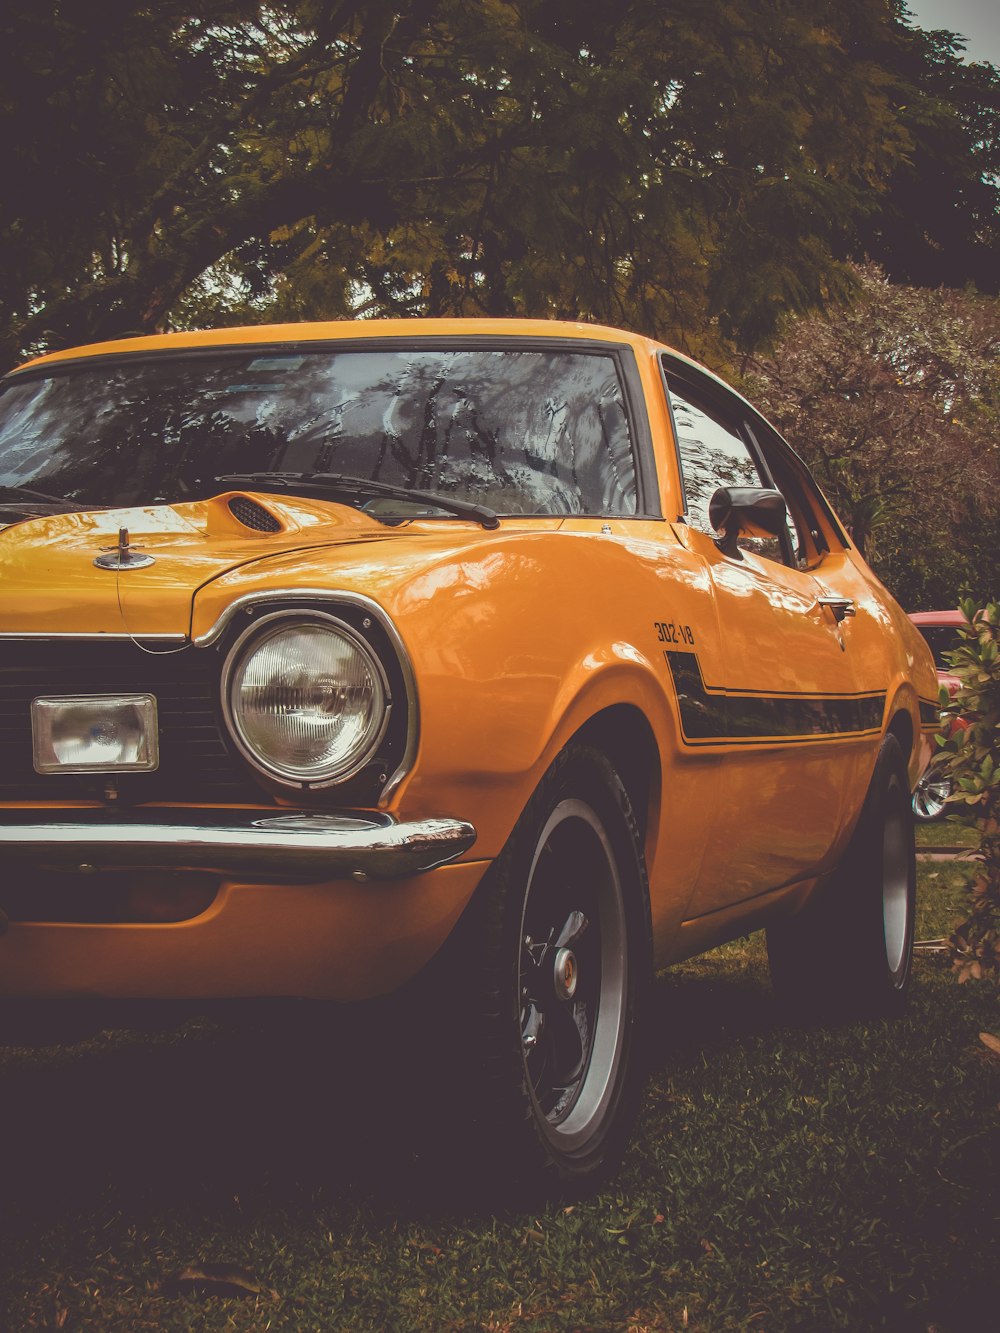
[654,620,695,647]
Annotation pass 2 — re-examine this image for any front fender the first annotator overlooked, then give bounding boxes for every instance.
[376,533,698,861]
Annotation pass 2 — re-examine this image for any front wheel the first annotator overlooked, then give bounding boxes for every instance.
[460,743,652,1190]
[767,733,916,1017]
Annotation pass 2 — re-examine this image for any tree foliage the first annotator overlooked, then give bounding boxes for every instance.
[2,0,999,370]
[744,266,1000,610]
[940,601,1000,984]
[855,14,1000,294]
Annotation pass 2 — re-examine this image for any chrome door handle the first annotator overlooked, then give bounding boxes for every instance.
[818,596,856,623]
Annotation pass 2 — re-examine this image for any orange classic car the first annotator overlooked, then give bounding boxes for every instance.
[0,319,938,1187]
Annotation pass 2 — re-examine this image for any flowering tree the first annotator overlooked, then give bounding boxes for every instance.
[940,601,1000,983]
[745,267,1000,610]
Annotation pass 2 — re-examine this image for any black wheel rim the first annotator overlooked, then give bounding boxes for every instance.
[518,798,627,1154]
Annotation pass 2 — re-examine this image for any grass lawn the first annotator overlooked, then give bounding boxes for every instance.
[913,820,979,850]
[1,864,998,1332]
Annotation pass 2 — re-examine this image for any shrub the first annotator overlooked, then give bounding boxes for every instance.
[940,600,1000,981]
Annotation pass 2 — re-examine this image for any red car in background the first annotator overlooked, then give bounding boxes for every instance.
[908,611,968,820]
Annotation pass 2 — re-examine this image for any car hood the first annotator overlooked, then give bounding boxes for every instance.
[0,493,438,637]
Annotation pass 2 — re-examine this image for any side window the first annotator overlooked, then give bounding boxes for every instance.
[667,381,785,561]
[747,420,824,569]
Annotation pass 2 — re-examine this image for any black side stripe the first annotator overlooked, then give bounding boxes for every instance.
[664,651,886,746]
[919,699,941,727]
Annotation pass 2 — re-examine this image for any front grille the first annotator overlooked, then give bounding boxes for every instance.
[0,638,268,804]
[1,603,410,807]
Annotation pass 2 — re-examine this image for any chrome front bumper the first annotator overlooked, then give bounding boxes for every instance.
[0,809,477,882]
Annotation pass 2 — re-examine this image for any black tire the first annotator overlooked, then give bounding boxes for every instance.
[767,733,916,1018]
[453,743,652,1192]
[912,753,952,822]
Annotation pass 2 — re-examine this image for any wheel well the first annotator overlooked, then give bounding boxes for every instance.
[886,708,914,763]
[575,705,660,840]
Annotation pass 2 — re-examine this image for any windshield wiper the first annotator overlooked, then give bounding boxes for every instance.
[217,471,501,530]
[0,485,87,512]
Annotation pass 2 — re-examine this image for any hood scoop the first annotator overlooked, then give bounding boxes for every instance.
[227,494,284,533]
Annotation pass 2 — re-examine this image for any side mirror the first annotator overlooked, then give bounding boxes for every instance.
[708,486,787,559]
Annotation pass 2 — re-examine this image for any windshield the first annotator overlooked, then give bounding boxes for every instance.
[0,346,637,518]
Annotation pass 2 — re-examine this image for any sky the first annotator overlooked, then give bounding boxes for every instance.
[904,0,1000,65]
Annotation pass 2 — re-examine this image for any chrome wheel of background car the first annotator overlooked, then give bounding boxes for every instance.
[766,733,915,1015]
[518,799,628,1153]
[911,756,952,822]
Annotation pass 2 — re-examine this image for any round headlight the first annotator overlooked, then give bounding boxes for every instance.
[223,614,389,785]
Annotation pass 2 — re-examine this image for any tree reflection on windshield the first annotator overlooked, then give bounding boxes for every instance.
[0,348,638,517]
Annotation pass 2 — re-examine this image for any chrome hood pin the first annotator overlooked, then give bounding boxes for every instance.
[94,526,156,570]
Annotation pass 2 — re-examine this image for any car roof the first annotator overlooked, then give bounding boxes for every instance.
[7,318,668,377]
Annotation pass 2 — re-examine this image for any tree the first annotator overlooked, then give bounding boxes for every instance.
[2,1,998,371]
[743,266,1000,610]
[856,11,1000,295]
[940,601,1000,984]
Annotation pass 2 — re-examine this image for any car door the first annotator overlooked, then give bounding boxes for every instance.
[661,360,879,916]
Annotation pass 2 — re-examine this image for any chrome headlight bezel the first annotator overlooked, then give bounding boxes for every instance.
[220,611,392,789]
